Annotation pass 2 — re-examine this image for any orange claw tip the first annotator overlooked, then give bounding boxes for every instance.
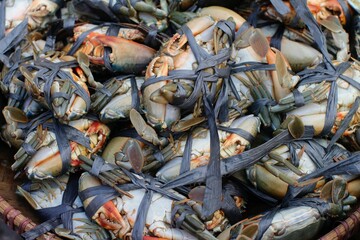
[97,201,123,230]
[94,35,156,74]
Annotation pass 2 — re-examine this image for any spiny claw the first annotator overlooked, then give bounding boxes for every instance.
[85,121,111,153]
[130,109,161,145]
[94,35,156,74]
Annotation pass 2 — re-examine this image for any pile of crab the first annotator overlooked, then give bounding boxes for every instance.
[3,0,360,239]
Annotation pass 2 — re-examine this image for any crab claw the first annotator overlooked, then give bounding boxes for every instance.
[150,82,193,105]
[130,109,161,146]
[321,0,347,25]
[198,6,246,30]
[1,106,28,148]
[79,173,131,238]
[96,201,125,231]
[85,121,111,153]
[94,35,156,74]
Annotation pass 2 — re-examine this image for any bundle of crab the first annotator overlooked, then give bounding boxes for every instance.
[3,0,360,240]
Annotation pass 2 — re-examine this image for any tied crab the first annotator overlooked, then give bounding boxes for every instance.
[19,51,98,121]
[0,34,47,111]
[257,0,351,28]
[17,174,111,240]
[5,0,62,33]
[228,15,308,129]
[246,138,351,199]
[78,172,226,239]
[260,14,349,65]
[12,118,110,179]
[270,60,360,137]
[217,178,357,240]
[72,0,197,32]
[67,23,156,74]
[91,76,144,122]
[102,110,259,175]
[143,8,245,130]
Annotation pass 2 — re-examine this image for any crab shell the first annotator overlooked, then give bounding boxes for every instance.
[25,119,110,179]
[261,206,323,240]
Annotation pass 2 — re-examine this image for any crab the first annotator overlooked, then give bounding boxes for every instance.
[19,52,97,121]
[5,0,61,33]
[17,174,111,240]
[72,0,198,32]
[246,138,350,199]
[91,76,144,122]
[218,178,357,240]
[259,0,351,28]
[270,60,360,136]
[143,8,245,130]
[78,172,225,239]
[12,118,110,179]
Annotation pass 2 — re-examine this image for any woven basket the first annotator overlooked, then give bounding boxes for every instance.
[1,143,360,240]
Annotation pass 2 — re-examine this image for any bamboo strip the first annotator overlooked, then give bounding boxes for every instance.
[0,195,61,240]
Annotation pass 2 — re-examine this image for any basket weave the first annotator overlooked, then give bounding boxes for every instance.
[0,195,60,240]
[319,208,360,240]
